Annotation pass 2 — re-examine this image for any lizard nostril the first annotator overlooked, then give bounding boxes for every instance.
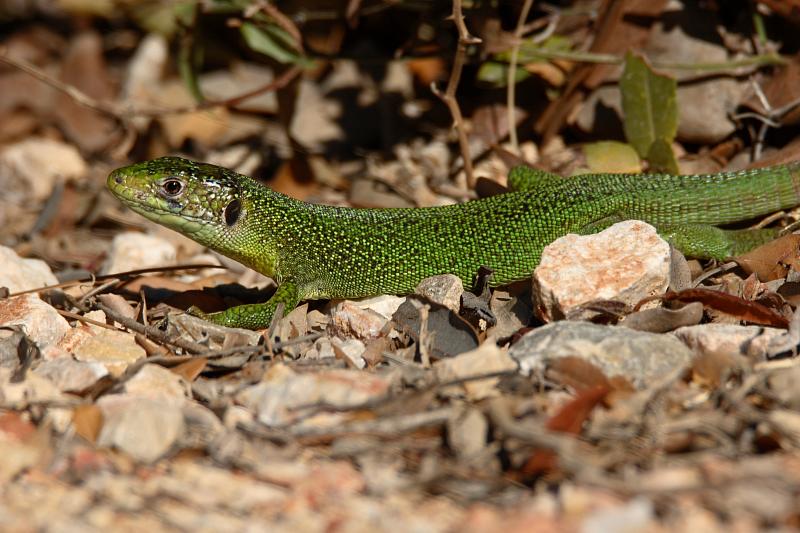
[114,174,123,184]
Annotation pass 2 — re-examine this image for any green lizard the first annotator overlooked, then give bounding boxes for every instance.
[108,157,800,329]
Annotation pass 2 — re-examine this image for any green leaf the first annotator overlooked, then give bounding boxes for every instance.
[620,52,678,158]
[583,141,642,174]
[646,138,680,174]
[476,61,529,86]
[240,21,310,66]
[178,28,204,101]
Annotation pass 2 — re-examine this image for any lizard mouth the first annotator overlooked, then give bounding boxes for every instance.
[106,172,212,232]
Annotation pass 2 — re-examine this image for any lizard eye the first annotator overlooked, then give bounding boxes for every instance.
[161,178,185,197]
[224,198,241,226]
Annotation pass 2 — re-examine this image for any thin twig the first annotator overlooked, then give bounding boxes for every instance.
[93,300,209,354]
[7,263,224,298]
[57,309,121,331]
[0,45,302,120]
[431,0,482,189]
[507,0,534,154]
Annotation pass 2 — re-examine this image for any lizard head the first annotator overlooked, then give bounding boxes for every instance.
[107,156,278,276]
[108,156,245,241]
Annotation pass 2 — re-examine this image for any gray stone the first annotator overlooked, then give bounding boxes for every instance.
[509,321,694,389]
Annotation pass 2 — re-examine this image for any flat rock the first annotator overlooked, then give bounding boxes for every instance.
[59,313,146,375]
[434,342,518,400]
[235,363,392,427]
[0,245,59,293]
[509,321,694,389]
[672,324,786,361]
[33,358,109,394]
[0,294,70,350]
[101,232,176,275]
[533,221,670,321]
[331,300,393,339]
[331,337,367,369]
[122,363,192,403]
[97,396,185,463]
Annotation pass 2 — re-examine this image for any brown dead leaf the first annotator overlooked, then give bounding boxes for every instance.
[547,356,612,392]
[73,404,103,443]
[407,57,445,85]
[736,234,800,282]
[170,357,208,381]
[269,159,320,200]
[519,385,610,477]
[665,288,790,328]
[55,31,119,152]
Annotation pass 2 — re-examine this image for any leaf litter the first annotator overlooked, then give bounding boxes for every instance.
[2,2,800,531]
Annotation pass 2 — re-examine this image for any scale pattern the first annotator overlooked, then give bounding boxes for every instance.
[108,157,800,302]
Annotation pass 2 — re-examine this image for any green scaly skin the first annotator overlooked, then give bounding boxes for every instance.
[108,157,800,329]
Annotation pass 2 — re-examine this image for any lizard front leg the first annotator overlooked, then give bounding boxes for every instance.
[189,281,300,330]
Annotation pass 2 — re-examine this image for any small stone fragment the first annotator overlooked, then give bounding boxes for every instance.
[447,407,489,461]
[434,342,518,400]
[510,321,694,389]
[330,301,390,339]
[0,137,87,203]
[672,324,785,361]
[97,397,185,463]
[415,274,464,313]
[0,245,59,293]
[101,232,177,275]
[533,220,670,321]
[122,363,192,403]
[0,294,70,350]
[235,363,392,427]
[33,358,109,394]
[59,315,146,375]
[768,366,800,410]
[0,367,66,408]
[331,337,366,369]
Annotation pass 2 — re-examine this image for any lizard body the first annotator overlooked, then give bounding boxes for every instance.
[108,157,800,328]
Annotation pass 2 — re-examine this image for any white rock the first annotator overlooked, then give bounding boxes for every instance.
[235,363,391,427]
[33,358,109,394]
[348,294,406,319]
[672,324,786,360]
[101,232,176,275]
[433,343,518,400]
[331,337,366,369]
[122,363,192,403]
[0,246,59,293]
[0,137,87,202]
[97,397,184,463]
[0,367,66,408]
[533,220,670,321]
[415,274,463,313]
[0,294,70,349]
[330,301,391,339]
